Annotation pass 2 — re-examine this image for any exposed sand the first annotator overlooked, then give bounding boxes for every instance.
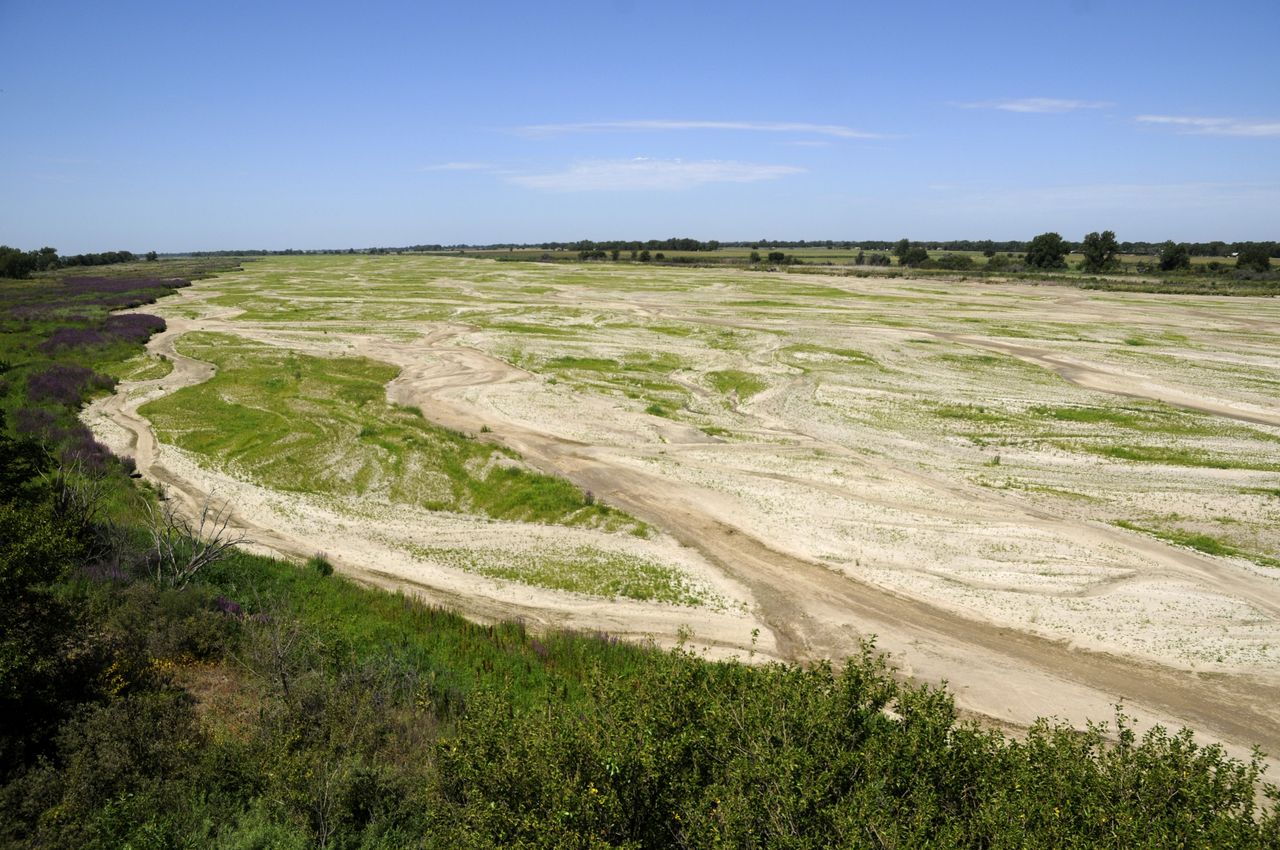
[84,257,1280,768]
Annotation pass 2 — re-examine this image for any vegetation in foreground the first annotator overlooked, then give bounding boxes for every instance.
[2,429,1278,848]
[1,262,1278,848]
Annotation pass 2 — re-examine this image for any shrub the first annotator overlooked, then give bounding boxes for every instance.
[1237,244,1273,273]
[26,364,115,406]
[308,553,335,577]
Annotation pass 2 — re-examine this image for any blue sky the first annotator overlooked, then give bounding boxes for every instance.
[2,0,1277,252]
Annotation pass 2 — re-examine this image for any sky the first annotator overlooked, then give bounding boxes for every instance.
[1,0,1277,252]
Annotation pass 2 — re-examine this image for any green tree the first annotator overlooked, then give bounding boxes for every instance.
[145,250,159,262]
[899,246,930,267]
[986,253,1013,271]
[1236,244,1273,272]
[1158,241,1192,271]
[0,246,36,279]
[34,247,60,271]
[1080,230,1120,273]
[892,239,930,267]
[1025,232,1068,269]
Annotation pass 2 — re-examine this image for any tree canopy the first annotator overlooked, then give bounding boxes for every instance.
[1080,230,1120,273]
[1025,232,1069,270]
[1237,244,1273,272]
[1159,241,1192,272]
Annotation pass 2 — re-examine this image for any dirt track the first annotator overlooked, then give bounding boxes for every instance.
[83,259,1280,769]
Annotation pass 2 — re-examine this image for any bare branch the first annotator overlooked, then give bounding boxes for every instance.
[146,492,246,589]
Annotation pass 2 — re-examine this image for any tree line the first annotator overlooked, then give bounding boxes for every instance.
[0,246,157,279]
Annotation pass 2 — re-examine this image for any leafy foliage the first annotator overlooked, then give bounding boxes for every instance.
[1080,230,1120,273]
[1025,232,1069,270]
[1159,241,1193,271]
[1237,244,1274,273]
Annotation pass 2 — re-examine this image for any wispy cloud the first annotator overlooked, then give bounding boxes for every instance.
[954,98,1112,113]
[508,157,804,191]
[514,120,886,140]
[419,161,496,171]
[1135,115,1280,137]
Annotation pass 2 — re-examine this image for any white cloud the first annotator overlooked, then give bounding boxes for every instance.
[1136,115,1280,137]
[419,161,495,171]
[955,98,1112,113]
[509,158,804,191]
[514,120,886,139]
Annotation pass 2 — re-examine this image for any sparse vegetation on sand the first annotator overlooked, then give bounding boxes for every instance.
[706,368,768,399]
[407,543,719,605]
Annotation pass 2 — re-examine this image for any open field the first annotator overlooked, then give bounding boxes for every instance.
[84,254,1280,763]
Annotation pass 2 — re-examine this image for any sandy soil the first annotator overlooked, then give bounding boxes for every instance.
[84,258,1280,769]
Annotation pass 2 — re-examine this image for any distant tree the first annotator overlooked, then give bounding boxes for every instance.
[767,251,786,264]
[610,249,619,261]
[899,246,930,267]
[932,253,974,270]
[638,250,651,262]
[1236,244,1273,272]
[749,250,761,264]
[893,238,911,260]
[854,249,865,266]
[34,247,60,272]
[1025,232,1068,270]
[865,253,892,267]
[654,252,665,261]
[0,246,36,279]
[1158,241,1192,272]
[1080,230,1120,273]
[145,250,158,262]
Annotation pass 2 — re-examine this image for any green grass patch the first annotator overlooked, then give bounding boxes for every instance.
[1032,405,1149,428]
[140,332,643,531]
[1082,444,1280,471]
[930,403,1009,425]
[545,355,620,372]
[1115,521,1280,567]
[780,343,879,368]
[100,352,174,382]
[1240,486,1280,498]
[478,321,578,338]
[705,369,767,399]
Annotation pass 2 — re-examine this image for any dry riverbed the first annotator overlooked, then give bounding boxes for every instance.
[84,255,1280,765]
